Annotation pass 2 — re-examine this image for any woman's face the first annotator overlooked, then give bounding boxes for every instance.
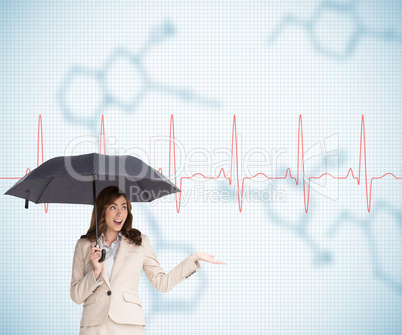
[104,195,128,235]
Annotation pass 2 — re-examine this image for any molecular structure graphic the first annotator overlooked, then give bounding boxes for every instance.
[217,132,343,267]
[217,131,402,293]
[328,200,402,294]
[58,21,220,134]
[261,133,344,267]
[258,134,401,294]
[267,0,402,60]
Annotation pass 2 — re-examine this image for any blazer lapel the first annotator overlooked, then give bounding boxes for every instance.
[109,235,130,283]
[96,236,112,290]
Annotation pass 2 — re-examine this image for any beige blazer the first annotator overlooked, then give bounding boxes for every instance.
[70,234,201,327]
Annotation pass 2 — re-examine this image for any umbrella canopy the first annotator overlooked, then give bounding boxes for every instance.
[4,152,180,262]
[4,152,180,206]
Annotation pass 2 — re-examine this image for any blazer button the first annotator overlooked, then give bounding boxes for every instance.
[107,291,112,296]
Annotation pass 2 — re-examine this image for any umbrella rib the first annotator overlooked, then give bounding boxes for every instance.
[36,176,55,204]
[135,180,152,202]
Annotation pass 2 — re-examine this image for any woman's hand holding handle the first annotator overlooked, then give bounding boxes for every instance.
[90,246,104,279]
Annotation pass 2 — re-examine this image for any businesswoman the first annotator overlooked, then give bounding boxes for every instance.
[70,186,225,335]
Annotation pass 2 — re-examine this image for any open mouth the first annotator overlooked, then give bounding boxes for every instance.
[113,220,123,226]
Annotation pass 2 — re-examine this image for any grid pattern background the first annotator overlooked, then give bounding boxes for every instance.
[1,1,402,334]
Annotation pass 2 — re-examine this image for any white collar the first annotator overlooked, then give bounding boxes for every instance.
[101,231,122,245]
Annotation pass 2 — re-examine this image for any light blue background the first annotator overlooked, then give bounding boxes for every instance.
[1,1,402,334]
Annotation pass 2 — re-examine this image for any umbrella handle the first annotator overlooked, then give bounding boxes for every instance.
[98,249,106,263]
[95,244,106,263]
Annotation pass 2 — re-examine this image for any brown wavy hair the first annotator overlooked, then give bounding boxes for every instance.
[80,186,142,246]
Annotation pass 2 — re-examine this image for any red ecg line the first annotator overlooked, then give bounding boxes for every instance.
[1,115,107,213]
[163,114,401,213]
[2,114,401,213]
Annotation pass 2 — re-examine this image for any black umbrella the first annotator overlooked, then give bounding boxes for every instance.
[4,152,180,262]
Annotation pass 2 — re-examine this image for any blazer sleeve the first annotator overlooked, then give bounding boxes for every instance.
[70,239,104,305]
[142,234,201,293]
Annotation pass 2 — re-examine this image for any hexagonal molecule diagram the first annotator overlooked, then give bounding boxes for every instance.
[328,200,402,294]
[267,0,402,60]
[58,21,220,133]
[216,132,344,267]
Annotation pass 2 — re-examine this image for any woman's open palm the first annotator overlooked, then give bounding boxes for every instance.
[193,252,226,264]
